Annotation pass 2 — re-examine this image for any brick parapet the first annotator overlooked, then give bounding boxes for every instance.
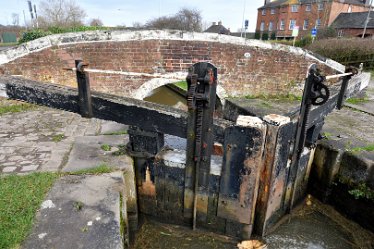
[0,30,344,98]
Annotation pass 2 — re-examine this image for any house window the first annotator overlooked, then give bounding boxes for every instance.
[262,9,266,15]
[280,20,285,30]
[306,4,311,11]
[289,19,296,30]
[271,8,276,15]
[260,21,265,31]
[316,19,321,28]
[318,3,324,10]
[269,22,274,31]
[303,19,309,30]
[338,30,344,37]
[291,5,299,12]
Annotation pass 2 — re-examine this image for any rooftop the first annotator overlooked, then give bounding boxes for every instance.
[259,0,370,9]
[332,11,374,29]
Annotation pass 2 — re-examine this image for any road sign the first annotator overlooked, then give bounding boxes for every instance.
[311,28,317,37]
[292,26,299,37]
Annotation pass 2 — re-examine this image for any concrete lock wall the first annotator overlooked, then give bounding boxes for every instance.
[0,30,344,99]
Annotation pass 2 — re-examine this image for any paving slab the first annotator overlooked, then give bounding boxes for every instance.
[100,121,128,135]
[0,105,102,173]
[62,135,132,172]
[344,79,374,115]
[22,172,125,249]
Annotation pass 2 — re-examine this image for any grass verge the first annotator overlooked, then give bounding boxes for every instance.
[0,172,58,249]
[174,81,188,91]
[0,102,37,116]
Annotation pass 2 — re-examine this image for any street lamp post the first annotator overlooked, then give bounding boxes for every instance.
[362,0,373,38]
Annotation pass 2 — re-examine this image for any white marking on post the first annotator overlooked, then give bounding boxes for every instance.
[0,83,8,98]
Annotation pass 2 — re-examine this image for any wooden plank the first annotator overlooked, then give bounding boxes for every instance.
[217,118,267,239]
[0,76,231,141]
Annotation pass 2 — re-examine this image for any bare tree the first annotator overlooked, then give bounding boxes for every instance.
[89,18,103,27]
[145,8,202,32]
[38,0,86,28]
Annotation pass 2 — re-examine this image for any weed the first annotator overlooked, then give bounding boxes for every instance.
[103,130,128,135]
[68,164,114,175]
[350,144,374,152]
[101,144,112,151]
[348,183,374,200]
[244,93,302,101]
[52,134,65,142]
[346,95,369,105]
[0,102,36,115]
[113,145,127,156]
[73,201,84,211]
[321,132,333,140]
[0,172,58,248]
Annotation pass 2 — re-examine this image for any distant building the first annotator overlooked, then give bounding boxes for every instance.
[332,11,374,38]
[204,21,230,35]
[256,0,371,39]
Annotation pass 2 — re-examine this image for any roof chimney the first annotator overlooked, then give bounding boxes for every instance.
[212,22,216,25]
[218,21,222,25]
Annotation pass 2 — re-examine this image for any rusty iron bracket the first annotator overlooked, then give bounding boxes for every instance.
[286,64,331,213]
[336,66,360,110]
[185,62,217,230]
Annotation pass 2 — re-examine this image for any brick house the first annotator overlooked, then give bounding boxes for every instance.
[256,0,371,39]
[332,11,374,37]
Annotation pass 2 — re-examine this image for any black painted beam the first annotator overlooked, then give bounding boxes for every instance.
[0,76,231,142]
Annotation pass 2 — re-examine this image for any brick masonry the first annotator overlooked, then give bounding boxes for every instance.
[256,1,369,38]
[0,30,343,98]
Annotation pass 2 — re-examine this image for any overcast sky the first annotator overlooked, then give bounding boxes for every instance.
[0,0,265,32]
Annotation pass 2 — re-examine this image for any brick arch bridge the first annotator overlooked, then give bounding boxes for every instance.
[0,30,344,100]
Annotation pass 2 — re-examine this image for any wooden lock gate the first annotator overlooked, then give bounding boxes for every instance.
[0,60,363,240]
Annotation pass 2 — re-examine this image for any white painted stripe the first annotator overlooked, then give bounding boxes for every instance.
[0,29,345,72]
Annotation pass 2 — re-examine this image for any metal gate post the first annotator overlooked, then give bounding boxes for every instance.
[183,62,217,229]
[75,60,93,118]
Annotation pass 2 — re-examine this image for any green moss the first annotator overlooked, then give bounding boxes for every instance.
[244,93,302,101]
[103,130,128,135]
[68,164,114,175]
[346,95,369,105]
[52,134,65,142]
[0,102,37,115]
[101,144,112,151]
[350,144,374,152]
[113,145,127,156]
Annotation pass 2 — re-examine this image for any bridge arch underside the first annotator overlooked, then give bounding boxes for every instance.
[0,34,338,101]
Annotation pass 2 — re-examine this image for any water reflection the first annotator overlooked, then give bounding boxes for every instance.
[143,85,187,111]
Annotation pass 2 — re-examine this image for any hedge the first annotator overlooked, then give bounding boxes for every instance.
[19,26,110,43]
[307,38,374,70]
